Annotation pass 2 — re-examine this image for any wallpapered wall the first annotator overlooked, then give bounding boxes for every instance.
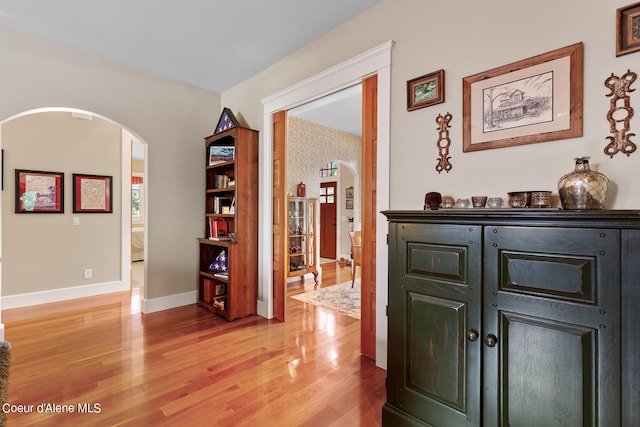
[287,116,362,259]
[287,117,361,197]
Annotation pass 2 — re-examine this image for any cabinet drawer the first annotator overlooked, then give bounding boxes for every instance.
[485,226,619,309]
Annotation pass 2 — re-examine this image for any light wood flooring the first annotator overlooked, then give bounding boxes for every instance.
[2,261,385,426]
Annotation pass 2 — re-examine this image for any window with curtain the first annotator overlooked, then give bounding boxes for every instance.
[132,174,144,223]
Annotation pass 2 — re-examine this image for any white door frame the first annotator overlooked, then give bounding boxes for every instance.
[259,40,393,369]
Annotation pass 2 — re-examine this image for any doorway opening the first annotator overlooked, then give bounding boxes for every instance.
[260,40,392,368]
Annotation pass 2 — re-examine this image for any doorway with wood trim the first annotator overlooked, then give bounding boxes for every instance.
[272,75,378,361]
[260,40,392,369]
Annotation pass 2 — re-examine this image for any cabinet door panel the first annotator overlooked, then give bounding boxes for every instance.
[386,223,481,427]
[484,226,621,426]
[501,312,596,426]
[407,293,465,407]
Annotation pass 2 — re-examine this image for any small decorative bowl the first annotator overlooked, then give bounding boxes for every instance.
[530,191,552,208]
[487,197,504,208]
[471,196,487,208]
[508,191,531,208]
[441,196,455,208]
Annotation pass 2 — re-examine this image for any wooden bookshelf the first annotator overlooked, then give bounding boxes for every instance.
[197,126,258,320]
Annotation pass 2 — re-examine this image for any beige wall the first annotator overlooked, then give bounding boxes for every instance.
[223,0,640,209]
[221,0,640,367]
[0,25,220,307]
[2,112,121,295]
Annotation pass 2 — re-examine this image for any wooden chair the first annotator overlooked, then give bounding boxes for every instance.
[349,230,362,288]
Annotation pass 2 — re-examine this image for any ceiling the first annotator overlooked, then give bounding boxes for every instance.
[1,1,374,158]
[0,0,380,93]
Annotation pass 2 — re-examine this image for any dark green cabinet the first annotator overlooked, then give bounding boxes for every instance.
[383,210,640,427]
[386,223,481,426]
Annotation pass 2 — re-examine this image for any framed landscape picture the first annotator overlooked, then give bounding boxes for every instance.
[462,43,583,152]
[407,69,445,111]
[208,145,235,166]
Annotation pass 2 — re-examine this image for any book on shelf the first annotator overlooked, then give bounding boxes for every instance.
[213,174,235,189]
[203,279,215,303]
[213,295,227,310]
[213,197,233,214]
[208,218,230,240]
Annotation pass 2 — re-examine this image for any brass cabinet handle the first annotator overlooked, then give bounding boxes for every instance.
[484,334,498,348]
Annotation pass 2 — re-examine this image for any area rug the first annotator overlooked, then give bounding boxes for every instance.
[291,281,360,319]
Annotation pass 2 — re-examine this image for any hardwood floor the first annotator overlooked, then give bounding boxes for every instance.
[2,261,385,426]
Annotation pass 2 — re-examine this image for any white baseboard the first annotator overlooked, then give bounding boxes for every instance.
[141,290,197,314]
[1,281,128,310]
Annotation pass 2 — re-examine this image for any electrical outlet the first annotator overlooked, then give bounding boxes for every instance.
[72,216,80,226]
[84,268,92,279]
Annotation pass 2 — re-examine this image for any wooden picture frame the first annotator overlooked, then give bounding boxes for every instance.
[617,2,640,56]
[72,173,113,213]
[345,186,354,199]
[407,69,445,111]
[15,169,64,213]
[463,43,583,152]
[208,145,235,166]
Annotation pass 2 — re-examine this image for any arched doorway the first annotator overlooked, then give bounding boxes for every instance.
[0,108,147,324]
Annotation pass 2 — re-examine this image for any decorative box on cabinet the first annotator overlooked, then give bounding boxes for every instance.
[287,197,318,285]
[197,126,258,321]
[382,210,640,427]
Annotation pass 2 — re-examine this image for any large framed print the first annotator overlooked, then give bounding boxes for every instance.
[463,43,583,152]
[15,169,64,213]
[72,173,113,213]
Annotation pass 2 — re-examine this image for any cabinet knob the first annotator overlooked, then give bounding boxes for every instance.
[484,334,498,348]
[466,330,479,342]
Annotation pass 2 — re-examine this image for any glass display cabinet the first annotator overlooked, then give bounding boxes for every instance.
[287,197,318,285]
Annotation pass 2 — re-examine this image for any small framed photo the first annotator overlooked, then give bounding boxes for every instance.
[208,145,235,166]
[407,69,445,111]
[345,186,354,199]
[346,199,354,210]
[617,2,640,56]
[15,169,64,213]
[72,173,113,213]
[215,283,226,296]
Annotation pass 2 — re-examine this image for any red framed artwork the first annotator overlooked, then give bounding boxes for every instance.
[72,173,113,213]
[15,169,64,213]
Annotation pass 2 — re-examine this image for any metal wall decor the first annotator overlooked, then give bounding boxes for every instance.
[604,69,637,157]
[435,112,453,173]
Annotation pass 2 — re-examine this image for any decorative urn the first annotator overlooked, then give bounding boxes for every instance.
[558,157,609,210]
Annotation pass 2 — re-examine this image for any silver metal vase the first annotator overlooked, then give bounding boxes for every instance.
[558,157,609,210]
